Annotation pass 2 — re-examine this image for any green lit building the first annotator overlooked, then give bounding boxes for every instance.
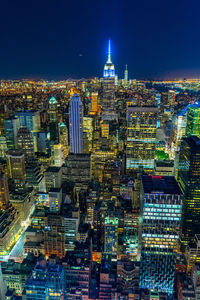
[104,216,118,254]
[177,136,200,247]
[186,102,200,137]
[49,97,58,123]
[126,106,158,172]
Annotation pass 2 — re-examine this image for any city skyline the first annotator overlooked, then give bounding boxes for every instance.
[1,1,200,299]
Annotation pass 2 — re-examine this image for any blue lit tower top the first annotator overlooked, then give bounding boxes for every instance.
[103,40,115,78]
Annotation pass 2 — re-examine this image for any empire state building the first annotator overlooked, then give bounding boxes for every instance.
[103,40,115,78]
[102,40,117,121]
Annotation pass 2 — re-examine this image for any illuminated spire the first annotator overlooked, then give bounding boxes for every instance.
[107,40,112,63]
[103,40,115,78]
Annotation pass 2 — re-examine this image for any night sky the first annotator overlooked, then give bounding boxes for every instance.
[1,0,200,80]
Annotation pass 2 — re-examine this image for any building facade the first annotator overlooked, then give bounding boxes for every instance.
[69,94,83,154]
[140,175,183,296]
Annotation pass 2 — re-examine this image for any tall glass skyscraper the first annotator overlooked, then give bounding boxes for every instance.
[186,102,200,137]
[4,117,19,149]
[69,94,83,154]
[15,110,41,152]
[140,175,183,296]
[177,136,200,247]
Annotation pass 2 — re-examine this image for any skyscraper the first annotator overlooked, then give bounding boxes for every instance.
[102,40,117,120]
[0,171,21,256]
[6,149,26,190]
[177,136,200,246]
[186,102,200,137]
[15,111,41,132]
[4,117,20,149]
[15,111,41,152]
[140,175,183,296]
[44,214,65,258]
[91,92,98,115]
[104,215,118,254]
[69,94,83,154]
[103,40,115,78]
[17,127,35,162]
[49,96,58,123]
[126,106,158,172]
[0,171,9,208]
[124,64,128,84]
[49,97,60,144]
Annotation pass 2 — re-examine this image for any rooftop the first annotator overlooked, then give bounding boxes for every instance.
[142,175,182,195]
[49,96,57,104]
[45,166,61,173]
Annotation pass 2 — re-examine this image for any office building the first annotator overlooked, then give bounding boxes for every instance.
[9,189,35,223]
[52,143,63,167]
[99,254,117,299]
[0,208,21,255]
[6,149,26,190]
[69,93,83,153]
[177,136,200,246]
[15,110,41,132]
[175,114,187,150]
[44,166,62,192]
[4,117,19,149]
[25,259,65,299]
[117,259,139,297]
[186,102,200,137]
[104,215,118,254]
[83,117,93,153]
[168,90,176,113]
[17,127,34,162]
[62,153,91,184]
[64,208,80,251]
[48,97,59,144]
[15,110,41,152]
[0,171,21,255]
[0,171,9,208]
[25,162,43,188]
[140,175,183,296]
[126,106,158,172]
[101,121,109,138]
[0,136,7,159]
[36,131,50,154]
[49,187,62,213]
[91,92,98,114]
[1,256,36,295]
[44,214,65,258]
[60,122,69,157]
[63,242,91,299]
[49,96,58,123]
